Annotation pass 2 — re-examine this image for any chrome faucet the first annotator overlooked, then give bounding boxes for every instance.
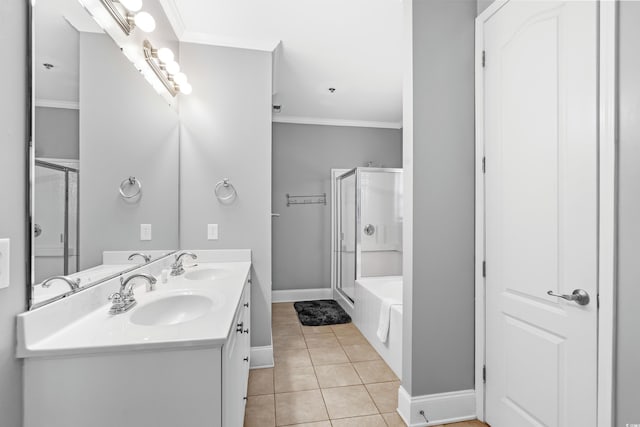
[41,276,81,292]
[108,273,157,315]
[128,252,151,263]
[170,251,198,276]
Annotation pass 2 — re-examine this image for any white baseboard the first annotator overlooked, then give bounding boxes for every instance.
[272,288,332,303]
[250,346,274,369]
[397,386,476,427]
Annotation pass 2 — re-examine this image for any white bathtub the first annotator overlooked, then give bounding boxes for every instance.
[353,276,402,378]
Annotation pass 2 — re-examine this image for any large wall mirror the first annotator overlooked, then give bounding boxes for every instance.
[30,0,180,308]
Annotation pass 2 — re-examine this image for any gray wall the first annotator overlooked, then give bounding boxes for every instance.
[79,33,180,270]
[179,43,273,348]
[272,123,402,291]
[403,0,476,396]
[616,2,640,424]
[35,107,79,159]
[0,0,27,425]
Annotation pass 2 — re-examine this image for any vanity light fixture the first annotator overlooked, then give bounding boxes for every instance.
[143,40,193,97]
[98,0,156,36]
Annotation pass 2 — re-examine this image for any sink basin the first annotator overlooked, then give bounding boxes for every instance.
[184,268,230,281]
[130,294,213,326]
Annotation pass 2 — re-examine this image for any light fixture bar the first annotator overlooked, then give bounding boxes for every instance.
[99,0,133,35]
[143,40,178,97]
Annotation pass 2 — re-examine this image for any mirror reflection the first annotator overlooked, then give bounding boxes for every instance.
[31,0,180,307]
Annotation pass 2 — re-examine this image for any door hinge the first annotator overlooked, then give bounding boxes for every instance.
[483,365,486,383]
[482,261,486,278]
[482,50,486,68]
[482,157,486,174]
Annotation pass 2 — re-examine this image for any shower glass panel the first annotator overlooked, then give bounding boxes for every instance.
[358,169,403,278]
[336,168,403,303]
[34,160,80,283]
[338,171,357,301]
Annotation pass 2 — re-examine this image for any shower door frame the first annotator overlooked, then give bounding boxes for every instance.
[332,167,403,305]
[34,159,80,277]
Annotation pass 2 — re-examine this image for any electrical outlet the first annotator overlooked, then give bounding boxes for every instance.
[207,224,219,240]
[140,224,152,241]
[0,239,10,289]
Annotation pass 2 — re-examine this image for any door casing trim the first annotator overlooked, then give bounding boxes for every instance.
[474,1,617,425]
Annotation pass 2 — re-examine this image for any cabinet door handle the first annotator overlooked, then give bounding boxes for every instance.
[244,302,249,308]
[236,322,244,333]
[243,357,249,362]
[244,328,249,334]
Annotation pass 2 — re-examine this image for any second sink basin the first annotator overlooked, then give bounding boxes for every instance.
[184,268,231,281]
[130,294,213,326]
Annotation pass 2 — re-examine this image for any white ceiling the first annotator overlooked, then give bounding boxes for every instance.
[167,0,403,128]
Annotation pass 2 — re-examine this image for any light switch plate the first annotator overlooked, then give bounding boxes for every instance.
[207,224,219,240]
[0,239,10,289]
[140,224,152,241]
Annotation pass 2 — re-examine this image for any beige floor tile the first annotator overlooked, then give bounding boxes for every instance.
[274,365,319,393]
[248,368,274,396]
[302,325,335,335]
[273,322,303,338]
[285,422,332,427]
[273,303,296,312]
[365,381,400,413]
[244,394,275,427]
[273,313,299,324]
[304,333,340,349]
[274,348,313,368]
[274,389,329,426]
[314,363,362,388]
[342,343,381,362]
[321,385,379,419]
[331,414,388,427]
[382,412,407,427]
[353,360,398,384]
[308,346,350,366]
[273,334,307,351]
[330,323,358,334]
[336,332,369,346]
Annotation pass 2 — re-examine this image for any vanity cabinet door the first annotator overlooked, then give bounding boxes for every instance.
[222,280,251,427]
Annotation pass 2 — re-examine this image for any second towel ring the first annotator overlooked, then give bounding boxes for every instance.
[119,176,142,199]
[215,178,237,203]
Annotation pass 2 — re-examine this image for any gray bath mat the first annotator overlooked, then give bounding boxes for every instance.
[293,300,352,326]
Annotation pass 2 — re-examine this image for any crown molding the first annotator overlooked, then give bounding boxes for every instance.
[35,99,80,110]
[157,0,186,39]
[273,115,403,130]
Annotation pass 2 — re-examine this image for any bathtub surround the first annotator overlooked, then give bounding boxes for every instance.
[272,123,402,294]
[179,42,273,352]
[0,0,28,425]
[401,0,477,425]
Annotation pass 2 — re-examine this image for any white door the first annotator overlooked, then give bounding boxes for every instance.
[483,1,598,426]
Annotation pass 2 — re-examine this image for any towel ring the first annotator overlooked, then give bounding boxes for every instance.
[214,178,237,203]
[119,176,142,199]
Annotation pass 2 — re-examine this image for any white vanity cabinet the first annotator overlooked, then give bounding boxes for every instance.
[223,279,251,426]
[19,256,253,427]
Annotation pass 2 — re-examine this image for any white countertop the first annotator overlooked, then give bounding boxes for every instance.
[17,252,251,358]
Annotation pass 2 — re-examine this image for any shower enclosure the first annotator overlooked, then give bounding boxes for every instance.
[33,159,79,283]
[334,168,403,302]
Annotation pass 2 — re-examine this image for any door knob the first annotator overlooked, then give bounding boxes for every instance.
[546,289,590,306]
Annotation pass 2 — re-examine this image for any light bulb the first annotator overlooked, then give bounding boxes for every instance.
[157,47,174,63]
[134,11,155,33]
[173,72,188,86]
[180,82,193,95]
[119,0,142,12]
[165,60,180,75]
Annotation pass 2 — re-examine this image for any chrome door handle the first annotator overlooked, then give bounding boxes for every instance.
[547,289,590,306]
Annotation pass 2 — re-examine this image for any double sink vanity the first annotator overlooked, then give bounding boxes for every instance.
[18,250,252,427]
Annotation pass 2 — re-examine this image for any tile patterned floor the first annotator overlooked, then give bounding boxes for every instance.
[245,303,489,427]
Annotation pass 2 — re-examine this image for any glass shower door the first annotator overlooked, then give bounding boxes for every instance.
[337,170,357,301]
